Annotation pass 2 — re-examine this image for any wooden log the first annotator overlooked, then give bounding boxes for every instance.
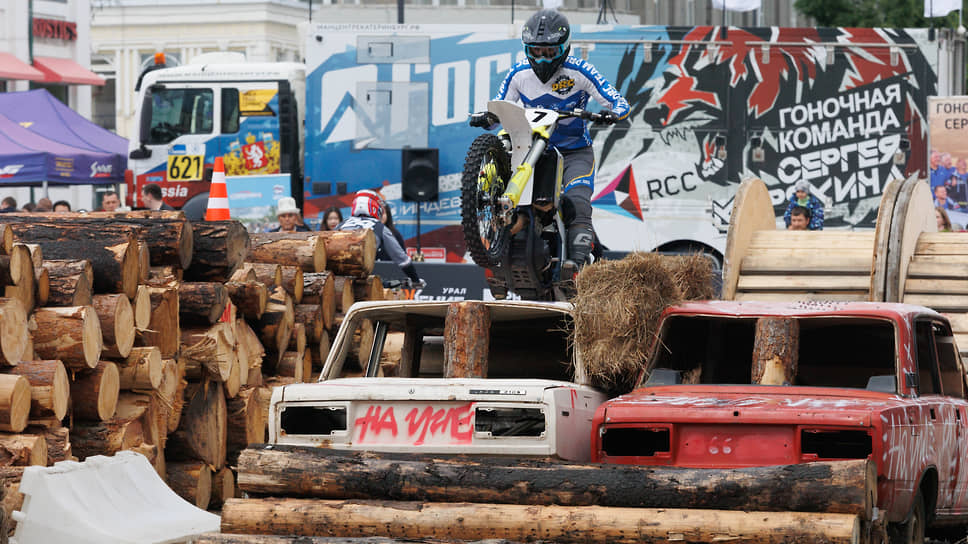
[31,306,103,370]
[33,265,48,307]
[318,230,376,278]
[276,351,305,381]
[279,265,304,304]
[294,305,325,345]
[142,286,179,358]
[252,287,294,364]
[70,406,146,460]
[91,293,135,359]
[220,498,862,544]
[70,361,119,422]
[353,275,383,302]
[1,245,34,313]
[21,243,41,268]
[180,324,235,382]
[443,302,489,379]
[752,316,799,386]
[0,298,27,366]
[224,354,242,399]
[137,241,150,283]
[167,378,227,469]
[210,466,236,509]
[5,214,194,269]
[0,224,10,255]
[287,323,307,356]
[226,387,265,465]
[133,285,152,330]
[179,282,229,325]
[237,320,265,378]
[248,233,326,273]
[230,265,257,283]
[118,349,162,390]
[167,461,212,509]
[184,220,249,282]
[147,266,180,286]
[312,330,330,371]
[331,276,356,313]
[29,238,138,298]
[0,375,29,433]
[238,446,875,519]
[0,246,28,287]
[0,434,46,466]
[189,536,431,544]
[24,425,71,464]
[3,360,69,420]
[303,272,336,330]
[225,281,267,319]
[246,263,281,287]
[42,259,93,307]
[166,360,188,434]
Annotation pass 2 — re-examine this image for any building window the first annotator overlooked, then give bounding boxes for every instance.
[92,78,116,130]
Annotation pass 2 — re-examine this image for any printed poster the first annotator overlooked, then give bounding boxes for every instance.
[226,174,292,233]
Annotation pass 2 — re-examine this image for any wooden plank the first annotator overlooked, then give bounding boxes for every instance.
[904,279,968,295]
[734,292,869,302]
[902,294,968,312]
[749,231,875,250]
[741,255,871,274]
[917,232,968,244]
[871,177,903,302]
[914,243,968,256]
[891,176,938,301]
[942,313,968,333]
[905,255,968,264]
[722,178,776,300]
[954,334,968,354]
[906,261,968,279]
[738,275,871,291]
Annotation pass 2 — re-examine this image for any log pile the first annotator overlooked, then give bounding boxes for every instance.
[0,216,382,532]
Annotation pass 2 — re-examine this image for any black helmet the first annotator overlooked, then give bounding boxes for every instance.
[522,9,571,84]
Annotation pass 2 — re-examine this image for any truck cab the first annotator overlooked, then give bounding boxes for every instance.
[268,300,607,461]
[593,300,968,537]
[127,54,304,213]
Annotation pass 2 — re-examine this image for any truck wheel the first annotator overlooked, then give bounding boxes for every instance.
[461,133,511,267]
[890,491,926,544]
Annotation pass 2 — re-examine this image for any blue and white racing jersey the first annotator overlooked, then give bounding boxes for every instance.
[494,56,630,151]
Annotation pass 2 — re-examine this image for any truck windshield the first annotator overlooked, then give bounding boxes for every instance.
[147,88,214,144]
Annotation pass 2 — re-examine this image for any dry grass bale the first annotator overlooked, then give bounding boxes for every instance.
[572,252,717,394]
[667,254,718,301]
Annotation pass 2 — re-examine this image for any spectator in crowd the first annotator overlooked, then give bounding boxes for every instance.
[53,200,71,213]
[787,206,810,231]
[141,183,174,211]
[0,197,16,213]
[271,197,310,232]
[934,185,961,211]
[101,191,121,212]
[321,207,343,231]
[783,180,824,230]
[20,203,35,212]
[378,202,407,261]
[937,207,954,232]
[339,190,423,287]
[35,198,52,212]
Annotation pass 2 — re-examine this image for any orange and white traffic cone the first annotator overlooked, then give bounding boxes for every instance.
[205,157,231,221]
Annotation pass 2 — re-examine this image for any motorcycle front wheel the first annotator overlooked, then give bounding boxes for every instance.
[461,133,511,267]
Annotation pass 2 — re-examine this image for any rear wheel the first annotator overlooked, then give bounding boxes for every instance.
[461,133,511,267]
[890,491,926,544]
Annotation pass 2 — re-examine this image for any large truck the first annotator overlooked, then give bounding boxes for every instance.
[128,25,964,262]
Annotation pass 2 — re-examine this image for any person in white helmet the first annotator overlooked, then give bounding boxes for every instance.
[338,190,425,288]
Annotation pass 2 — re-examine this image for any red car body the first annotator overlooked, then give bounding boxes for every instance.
[592,301,968,527]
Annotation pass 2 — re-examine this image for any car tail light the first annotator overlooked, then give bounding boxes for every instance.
[801,429,872,459]
[601,427,670,457]
[475,407,545,437]
[279,405,346,435]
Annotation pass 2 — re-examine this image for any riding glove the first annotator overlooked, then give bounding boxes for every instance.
[598,110,621,125]
[469,112,499,128]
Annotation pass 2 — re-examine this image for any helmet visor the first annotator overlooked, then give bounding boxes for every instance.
[526,44,565,62]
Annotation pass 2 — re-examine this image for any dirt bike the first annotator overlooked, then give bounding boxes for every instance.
[461,100,604,301]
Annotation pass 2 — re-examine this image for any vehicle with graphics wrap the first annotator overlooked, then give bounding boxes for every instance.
[268,300,606,461]
[130,25,962,265]
[594,301,968,543]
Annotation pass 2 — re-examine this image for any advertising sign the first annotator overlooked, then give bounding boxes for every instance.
[929,96,968,217]
[226,173,292,232]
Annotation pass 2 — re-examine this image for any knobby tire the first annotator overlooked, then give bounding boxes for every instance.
[461,133,511,267]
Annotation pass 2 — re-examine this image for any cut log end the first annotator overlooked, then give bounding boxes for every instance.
[0,375,31,433]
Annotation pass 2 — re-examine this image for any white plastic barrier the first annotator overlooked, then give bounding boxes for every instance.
[11,450,221,544]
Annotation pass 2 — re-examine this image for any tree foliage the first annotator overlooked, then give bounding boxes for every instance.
[793,0,961,28]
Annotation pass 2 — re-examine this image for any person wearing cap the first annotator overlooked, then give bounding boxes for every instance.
[339,190,424,288]
[271,197,310,232]
[783,180,824,230]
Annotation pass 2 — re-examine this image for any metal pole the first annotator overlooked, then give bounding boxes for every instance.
[416,203,423,258]
[511,0,514,25]
[398,0,404,24]
[721,4,727,40]
[309,0,312,22]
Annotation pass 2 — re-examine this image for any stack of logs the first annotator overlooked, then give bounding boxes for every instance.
[0,212,383,533]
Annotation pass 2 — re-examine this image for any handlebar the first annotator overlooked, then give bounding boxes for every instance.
[554,108,605,123]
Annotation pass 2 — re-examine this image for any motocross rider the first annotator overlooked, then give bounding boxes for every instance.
[337,190,425,288]
[470,8,630,279]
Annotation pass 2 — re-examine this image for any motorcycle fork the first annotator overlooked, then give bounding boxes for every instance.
[498,129,550,223]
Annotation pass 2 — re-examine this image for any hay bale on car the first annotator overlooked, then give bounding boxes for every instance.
[572,252,716,394]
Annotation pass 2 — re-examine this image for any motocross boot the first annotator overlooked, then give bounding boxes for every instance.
[560,224,596,283]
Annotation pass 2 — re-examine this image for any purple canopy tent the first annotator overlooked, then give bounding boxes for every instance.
[0,89,126,184]
[0,113,117,185]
